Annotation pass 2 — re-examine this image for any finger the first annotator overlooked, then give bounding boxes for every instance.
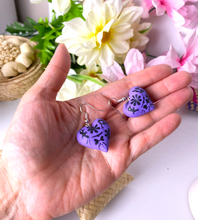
[127,87,193,134]
[79,64,173,118]
[31,44,71,100]
[102,70,191,120]
[145,71,192,102]
[100,64,173,100]
[128,113,181,163]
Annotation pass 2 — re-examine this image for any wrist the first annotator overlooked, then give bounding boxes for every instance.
[0,159,26,220]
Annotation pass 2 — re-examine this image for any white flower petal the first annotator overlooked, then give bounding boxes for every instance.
[86,11,101,33]
[78,48,100,66]
[112,29,134,40]
[103,3,116,24]
[83,0,103,19]
[137,22,152,32]
[116,7,136,24]
[57,75,77,101]
[129,41,139,49]
[99,44,114,66]
[112,23,131,33]
[75,47,90,56]
[109,39,129,53]
[57,0,146,67]
[63,18,89,36]
[78,81,102,96]
[129,31,149,51]
[135,33,149,47]
[127,6,143,24]
[122,0,133,8]
[80,36,97,49]
[105,0,122,17]
[52,0,71,16]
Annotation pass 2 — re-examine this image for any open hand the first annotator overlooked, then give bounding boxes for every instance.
[0,44,192,220]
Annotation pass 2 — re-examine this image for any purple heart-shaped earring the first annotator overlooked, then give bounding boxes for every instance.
[77,103,110,152]
[108,87,155,118]
[123,87,155,117]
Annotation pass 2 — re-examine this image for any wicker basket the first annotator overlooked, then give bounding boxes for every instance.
[0,36,44,101]
[76,172,134,220]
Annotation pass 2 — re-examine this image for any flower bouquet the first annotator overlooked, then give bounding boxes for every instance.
[6,0,198,105]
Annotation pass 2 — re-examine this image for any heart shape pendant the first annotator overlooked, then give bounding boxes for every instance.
[77,118,110,152]
[123,87,155,117]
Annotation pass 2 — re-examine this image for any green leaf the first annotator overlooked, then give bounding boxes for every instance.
[30,35,40,42]
[70,75,105,87]
[45,41,56,50]
[42,29,56,39]
[51,12,56,22]
[38,17,44,24]
[5,19,37,37]
[27,17,38,27]
[67,76,83,84]
[62,0,84,22]
[139,23,153,34]
[6,0,84,66]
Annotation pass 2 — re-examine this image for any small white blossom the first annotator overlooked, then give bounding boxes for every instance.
[57,69,102,101]
[52,0,71,16]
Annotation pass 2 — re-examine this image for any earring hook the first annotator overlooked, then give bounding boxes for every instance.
[80,103,105,127]
[108,98,123,119]
[108,95,130,119]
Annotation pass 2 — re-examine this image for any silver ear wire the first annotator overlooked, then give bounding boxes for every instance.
[108,96,130,119]
[80,103,105,127]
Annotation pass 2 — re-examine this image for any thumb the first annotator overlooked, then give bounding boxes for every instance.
[30,44,71,100]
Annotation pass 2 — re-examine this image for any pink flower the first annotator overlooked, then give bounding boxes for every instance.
[146,45,181,69]
[173,4,198,28]
[101,61,125,83]
[141,0,153,18]
[141,0,198,28]
[179,5,198,28]
[178,28,198,88]
[102,28,198,89]
[146,29,198,89]
[101,49,145,82]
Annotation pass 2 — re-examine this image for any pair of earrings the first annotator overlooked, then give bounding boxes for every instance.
[77,86,155,153]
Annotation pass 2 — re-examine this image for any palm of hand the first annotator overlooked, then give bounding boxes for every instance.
[2,95,131,219]
[1,45,192,220]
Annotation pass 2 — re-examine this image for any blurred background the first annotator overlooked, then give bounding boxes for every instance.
[0,0,49,34]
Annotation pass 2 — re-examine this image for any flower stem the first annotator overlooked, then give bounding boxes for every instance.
[149,7,156,13]
[72,54,76,64]
[147,54,157,58]
[48,23,55,30]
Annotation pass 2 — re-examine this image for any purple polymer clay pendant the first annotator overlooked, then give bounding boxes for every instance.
[123,87,155,117]
[77,118,110,152]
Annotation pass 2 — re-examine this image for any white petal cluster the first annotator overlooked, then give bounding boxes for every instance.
[57,69,102,101]
[30,0,71,16]
[56,0,149,66]
[51,0,71,16]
